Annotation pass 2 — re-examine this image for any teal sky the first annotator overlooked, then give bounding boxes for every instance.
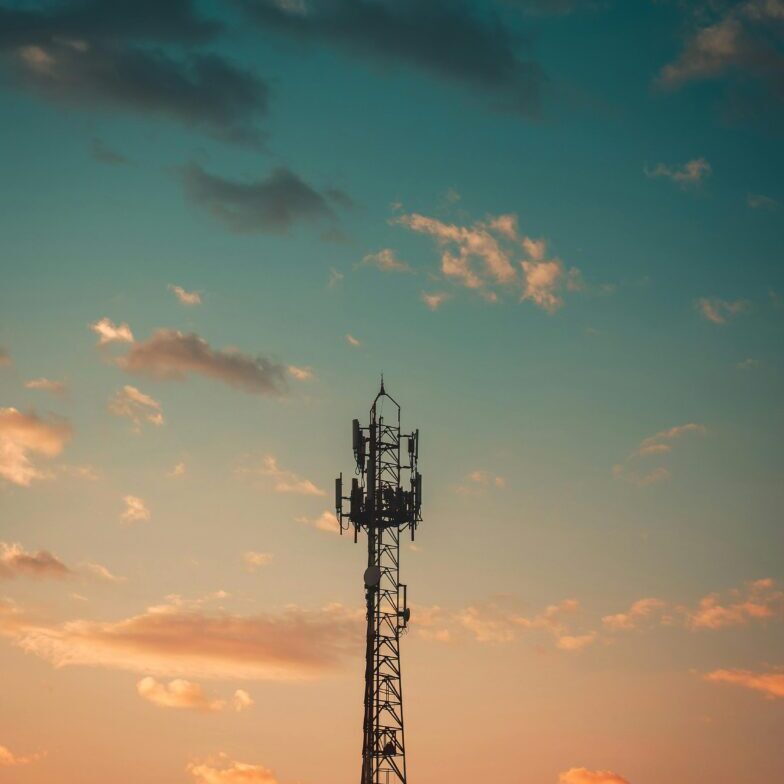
[1,2,783,783]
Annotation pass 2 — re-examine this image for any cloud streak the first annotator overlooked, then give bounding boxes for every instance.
[0,408,72,486]
[0,542,71,580]
[235,0,545,117]
[119,329,288,396]
[108,385,165,430]
[180,163,347,234]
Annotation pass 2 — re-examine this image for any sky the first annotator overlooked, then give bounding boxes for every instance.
[0,1,783,783]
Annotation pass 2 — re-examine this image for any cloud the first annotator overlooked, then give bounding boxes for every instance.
[679,578,783,630]
[0,743,41,767]
[454,470,505,494]
[187,754,279,784]
[241,455,325,496]
[613,423,706,486]
[656,2,784,112]
[346,333,361,347]
[359,248,411,273]
[455,596,590,650]
[737,357,761,369]
[10,599,363,680]
[235,0,545,117]
[0,1,268,145]
[169,284,202,305]
[328,267,344,288]
[24,377,68,396]
[295,510,340,534]
[0,407,72,486]
[233,689,254,711]
[395,211,580,312]
[747,192,781,210]
[506,0,602,13]
[0,347,11,366]
[644,158,711,187]
[180,163,346,234]
[602,598,668,631]
[108,385,165,430]
[82,562,125,582]
[558,768,630,784]
[695,297,749,324]
[119,329,288,396]
[421,291,450,310]
[704,667,784,699]
[137,676,226,712]
[287,364,314,381]
[243,551,273,571]
[0,542,71,580]
[603,579,783,635]
[90,137,128,165]
[90,317,134,345]
[169,461,187,477]
[121,495,150,522]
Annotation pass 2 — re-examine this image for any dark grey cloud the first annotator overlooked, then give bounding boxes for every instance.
[0,1,268,145]
[501,0,603,14]
[235,0,545,117]
[90,138,128,165]
[119,329,288,397]
[180,163,346,234]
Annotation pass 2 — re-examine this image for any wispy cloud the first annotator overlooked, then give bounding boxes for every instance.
[645,158,711,187]
[421,291,450,311]
[90,138,128,166]
[108,385,164,431]
[119,329,288,396]
[121,495,150,523]
[287,365,314,381]
[241,455,325,496]
[0,542,71,580]
[187,754,278,784]
[243,551,273,571]
[90,317,134,346]
[137,677,226,712]
[695,297,749,324]
[346,334,361,347]
[82,562,125,583]
[235,0,545,118]
[10,598,363,681]
[0,743,42,767]
[180,163,348,234]
[295,510,340,534]
[395,211,581,312]
[24,377,67,396]
[359,248,411,273]
[168,284,202,305]
[613,423,706,486]
[704,667,784,699]
[0,408,71,486]
[747,192,781,210]
[0,347,11,366]
[453,470,505,495]
[558,768,630,784]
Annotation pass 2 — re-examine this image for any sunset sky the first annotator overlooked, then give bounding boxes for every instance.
[1,1,783,783]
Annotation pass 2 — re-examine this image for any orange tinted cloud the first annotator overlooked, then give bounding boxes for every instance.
[559,768,630,784]
[0,542,71,580]
[704,667,784,699]
[680,578,783,630]
[244,455,325,496]
[108,385,164,430]
[602,598,667,631]
[13,599,363,680]
[187,754,279,784]
[0,743,41,767]
[137,677,226,712]
[0,408,71,486]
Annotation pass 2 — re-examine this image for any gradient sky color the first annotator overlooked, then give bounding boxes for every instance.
[1,2,783,783]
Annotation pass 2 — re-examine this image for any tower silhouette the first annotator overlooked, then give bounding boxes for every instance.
[336,381,422,784]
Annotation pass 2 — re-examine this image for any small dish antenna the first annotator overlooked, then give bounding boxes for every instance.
[364,565,381,588]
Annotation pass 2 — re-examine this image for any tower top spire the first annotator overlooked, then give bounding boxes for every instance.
[379,372,385,396]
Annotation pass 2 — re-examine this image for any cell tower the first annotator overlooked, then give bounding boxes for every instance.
[335,379,422,784]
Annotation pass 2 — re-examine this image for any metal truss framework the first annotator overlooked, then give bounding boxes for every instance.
[336,381,422,784]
